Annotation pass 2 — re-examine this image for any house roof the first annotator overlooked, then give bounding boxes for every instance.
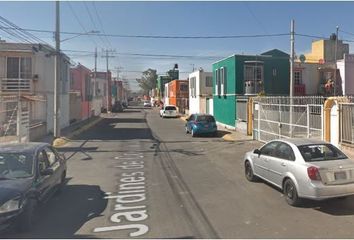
[0,41,70,60]
[261,49,289,57]
[213,49,289,65]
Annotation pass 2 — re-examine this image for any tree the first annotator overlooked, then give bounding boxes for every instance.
[136,68,157,94]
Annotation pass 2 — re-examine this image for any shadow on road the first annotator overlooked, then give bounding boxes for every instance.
[4,184,107,239]
[72,117,154,141]
[258,179,354,216]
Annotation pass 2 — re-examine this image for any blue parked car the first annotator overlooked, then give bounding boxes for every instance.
[185,114,217,137]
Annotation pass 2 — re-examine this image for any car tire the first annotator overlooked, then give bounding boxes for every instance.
[283,179,302,207]
[17,199,36,232]
[245,161,257,182]
[57,171,66,194]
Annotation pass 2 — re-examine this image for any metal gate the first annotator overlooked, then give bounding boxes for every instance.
[340,103,354,145]
[0,99,30,143]
[253,101,323,142]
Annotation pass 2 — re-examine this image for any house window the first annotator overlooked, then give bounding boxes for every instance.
[180,84,188,92]
[215,69,221,96]
[205,76,212,87]
[190,77,196,98]
[294,70,302,85]
[244,64,263,93]
[6,57,32,79]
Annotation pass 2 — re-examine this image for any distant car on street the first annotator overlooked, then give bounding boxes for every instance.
[185,114,217,137]
[244,138,354,206]
[112,101,124,112]
[160,105,177,118]
[0,143,67,232]
[143,101,151,108]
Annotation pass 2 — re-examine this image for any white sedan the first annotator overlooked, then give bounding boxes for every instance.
[160,105,178,118]
[143,101,151,107]
[244,138,354,206]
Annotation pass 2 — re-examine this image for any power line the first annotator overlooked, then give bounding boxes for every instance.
[0,25,290,39]
[82,1,108,48]
[66,2,98,46]
[92,2,113,49]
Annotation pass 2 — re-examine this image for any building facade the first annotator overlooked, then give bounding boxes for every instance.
[188,69,213,114]
[212,49,290,128]
[0,42,70,138]
[167,80,189,113]
[70,64,92,122]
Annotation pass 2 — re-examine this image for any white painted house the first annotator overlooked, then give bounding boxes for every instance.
[188,69,213,115]
[0,42,70,138]
[338,54,354,95]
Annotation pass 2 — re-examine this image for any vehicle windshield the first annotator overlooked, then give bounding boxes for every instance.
[165,106,176,110]
[196,115,215,122]
[298,144,348,162]
[0,152,34,179]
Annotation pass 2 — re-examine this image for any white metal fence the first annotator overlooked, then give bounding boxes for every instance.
[0,99,30,143]
[340,103,354,145]
[253,96,324,142]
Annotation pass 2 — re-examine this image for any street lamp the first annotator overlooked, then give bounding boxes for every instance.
[60,30,100,42]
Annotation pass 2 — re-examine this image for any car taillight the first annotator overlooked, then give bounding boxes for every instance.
[307,166,321,180]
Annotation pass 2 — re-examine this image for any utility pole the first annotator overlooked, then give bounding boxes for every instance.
[54,0,60,138]
[102,49,115,112]
[334,26,339,96]
[115,66,123,101]
[289,19,295,138]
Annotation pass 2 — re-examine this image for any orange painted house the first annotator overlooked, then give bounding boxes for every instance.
[167,80,189,113]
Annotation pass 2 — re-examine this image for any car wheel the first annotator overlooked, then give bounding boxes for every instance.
[245,161,257,182]
[185,127,189,134]
[191,129,196,137]
[283,179,302,206]
[57,171,66,194]
[17,199,36,232]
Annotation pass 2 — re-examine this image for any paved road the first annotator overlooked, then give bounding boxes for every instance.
[4,106,354,238]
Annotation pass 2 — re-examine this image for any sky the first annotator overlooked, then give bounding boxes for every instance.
[1,1,354,91]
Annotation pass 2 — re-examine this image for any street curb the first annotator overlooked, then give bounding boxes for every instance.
[180,116,188,122]
[53,117,103,147]
[222,133,236,142]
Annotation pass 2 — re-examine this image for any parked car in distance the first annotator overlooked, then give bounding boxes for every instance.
[143,101,152,108]
[0,143,67,232]
[185,114,217,137]
[160,105,178,118]
[244,138,354,206]
[112,101,124,112]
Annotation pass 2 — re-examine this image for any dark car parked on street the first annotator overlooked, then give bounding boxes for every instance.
[112,101,124,112]
[0,143,67,232]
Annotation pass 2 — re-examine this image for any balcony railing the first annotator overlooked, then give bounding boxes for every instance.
[0,78,32,93]
[294,84,306,96]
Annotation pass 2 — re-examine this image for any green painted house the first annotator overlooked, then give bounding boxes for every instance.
[212,49,290,128]
[156,75,172,99]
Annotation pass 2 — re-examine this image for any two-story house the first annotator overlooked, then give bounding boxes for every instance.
[70,63,93,123]
[189,69,213,115]
[0,41,70,140]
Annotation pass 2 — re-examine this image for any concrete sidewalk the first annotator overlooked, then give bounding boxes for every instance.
[39,116,103,147]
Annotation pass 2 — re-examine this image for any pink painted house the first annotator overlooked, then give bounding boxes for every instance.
[70,64,92,122]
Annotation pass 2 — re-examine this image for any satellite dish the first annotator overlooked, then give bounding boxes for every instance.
[299,54,306,63]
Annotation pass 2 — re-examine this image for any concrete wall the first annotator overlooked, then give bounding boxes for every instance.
[338,54,354,95]
[69,92,81,123]
[295,62,320,95]
[188,70,212,114]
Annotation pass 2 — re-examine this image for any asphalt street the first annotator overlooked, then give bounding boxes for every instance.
[4,106,354,238]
